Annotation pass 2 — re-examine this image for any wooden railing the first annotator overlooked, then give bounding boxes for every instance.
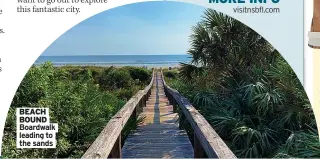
[81,71,154,159]
[161,71,237,159]
[82,70,236,158]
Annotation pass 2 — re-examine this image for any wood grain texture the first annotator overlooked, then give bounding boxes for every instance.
[82,70,236,159]
[161,70,237,159]
[122,72,194,158]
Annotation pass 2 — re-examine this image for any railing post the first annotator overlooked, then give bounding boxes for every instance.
[142,95,146,107]
[194,134,207,158]
[168,94,177,113]
[144,94,147,107]
[179,114,185,130]
[131,107,137,122]
[172,97,177,113]
[109,135,122,158]
[149,90,151,98]
[172,96,177,112]
[137,99,142,113]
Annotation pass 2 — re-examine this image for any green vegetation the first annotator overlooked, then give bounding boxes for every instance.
[163,9,319,158]
[2,63,152,158]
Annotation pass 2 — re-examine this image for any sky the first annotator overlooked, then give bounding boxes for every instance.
[42,1,206,56]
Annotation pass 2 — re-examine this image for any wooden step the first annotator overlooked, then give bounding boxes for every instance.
[122,74,194,158]
[122,123,194,158]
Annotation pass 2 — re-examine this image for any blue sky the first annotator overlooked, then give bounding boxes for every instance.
[43,2,206,56]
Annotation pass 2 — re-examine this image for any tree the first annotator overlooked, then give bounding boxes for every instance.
[169,9,318,158]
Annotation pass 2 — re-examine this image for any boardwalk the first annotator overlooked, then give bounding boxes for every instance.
[122,72,194,158]
[82,70,236,159]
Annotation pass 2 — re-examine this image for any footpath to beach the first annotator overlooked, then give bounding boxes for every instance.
[82,70,236,159]
[121,72,194,158]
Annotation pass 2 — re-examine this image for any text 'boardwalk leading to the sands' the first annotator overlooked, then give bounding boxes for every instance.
[16,108,58,148]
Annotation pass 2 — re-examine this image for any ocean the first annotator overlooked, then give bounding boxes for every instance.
[35,55,191,67]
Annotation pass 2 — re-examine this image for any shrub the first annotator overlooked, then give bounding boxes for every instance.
[163,71,177,79]
[164,9,318,158]
[122,67,151,84]
[99,69,133,90]
[2,64,150,158]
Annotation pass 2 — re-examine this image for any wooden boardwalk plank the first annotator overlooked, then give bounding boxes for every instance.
[122,72,194,158]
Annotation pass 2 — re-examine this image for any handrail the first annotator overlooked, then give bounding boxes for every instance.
[82,70,155,159]
[161,70,237,158]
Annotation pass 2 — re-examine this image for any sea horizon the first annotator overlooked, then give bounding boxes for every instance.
[40,54,189,56]
[35,54,192,67]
